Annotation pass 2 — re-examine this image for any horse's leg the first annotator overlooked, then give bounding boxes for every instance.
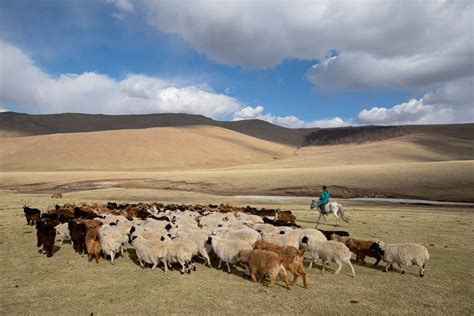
[316,213,322,226]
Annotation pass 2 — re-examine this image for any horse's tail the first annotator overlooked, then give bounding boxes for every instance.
[339,204,349,223]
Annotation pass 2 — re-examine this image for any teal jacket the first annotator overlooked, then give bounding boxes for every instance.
[317,191,330,207]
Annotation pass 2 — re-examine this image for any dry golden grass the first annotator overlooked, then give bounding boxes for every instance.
[0,125,293,171]
[1,188,472,314]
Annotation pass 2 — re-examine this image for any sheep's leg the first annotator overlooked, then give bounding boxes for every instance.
[399,263,405,274]
[120,246,124,257]
[309,260,314,269]
[199,248,211,266]
[297,263,308,288]
[178,259,186,274]
[279,268,290,289]
[218,259,222,269]
[250,267,257,282]
[226,262,231,273]
[110,252,115,265]
[374,256,381,267]
[289,269,298,286]
[346,259,355,277]
[268,274,277,288]
[139,260,145,268]
[321,261,326,273]
[88,253,93,262]
[384,262,391,272]
[334,259,342,275]
[162,260,168,272]
[419,263,425,277]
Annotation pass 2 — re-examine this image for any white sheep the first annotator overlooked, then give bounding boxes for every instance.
[99,224,126,264]
[234,212,264,224]
[261,231,300,249]
[246,223,280,235]
[162,236,196,274]
[54,222,70,245]
[300,236,355,277]
[207,236,253,273]
[370,241,429,277]
[212,226,260,245]
[129,227,168,270]
[174,229,211,266]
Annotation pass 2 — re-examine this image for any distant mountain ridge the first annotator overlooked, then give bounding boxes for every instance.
[1,111,473,146]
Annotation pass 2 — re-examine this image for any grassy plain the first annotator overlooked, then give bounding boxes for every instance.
[1,188,473,315]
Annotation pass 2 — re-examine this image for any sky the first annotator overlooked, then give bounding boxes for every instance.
[0,0,472,128]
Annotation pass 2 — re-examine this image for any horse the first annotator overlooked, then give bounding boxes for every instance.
[310,200,349,227]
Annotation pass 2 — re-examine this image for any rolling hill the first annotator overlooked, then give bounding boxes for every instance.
[0,125,294,171]
[1,112,473,147]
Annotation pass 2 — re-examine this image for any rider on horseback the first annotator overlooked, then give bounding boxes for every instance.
[317,186,330,214]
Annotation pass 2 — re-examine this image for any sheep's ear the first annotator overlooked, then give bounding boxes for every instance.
[301,236,308,244]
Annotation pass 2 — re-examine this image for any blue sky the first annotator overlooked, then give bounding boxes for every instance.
[0,0,472,127]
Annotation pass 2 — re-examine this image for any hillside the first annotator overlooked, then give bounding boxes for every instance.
[0,112,313,145]
[2,112,473,147]
[0,125,294,171]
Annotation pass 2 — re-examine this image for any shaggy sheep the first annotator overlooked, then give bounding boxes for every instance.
[175,229,211,266]
[54,222,70,246]
[129,229,168,270]
[68,221,87,255]
[333,236,381,266]
[261,231,300,249]
[253,239,307,288]
[238,249,289,289]
[99,224,126,264]
[207,236,253,273]
[370,241,429,277]
[212,227,260,245]
[36,220,56,257]
[85,226,101,263]
[162,236,196,274]
[24,206,41,226]
[301,236,355,277]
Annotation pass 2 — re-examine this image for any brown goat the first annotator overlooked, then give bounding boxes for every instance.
[240,249,289,289]
[333,235,381,266]
[275,210,296,226]
[51,192,63,199]
[85,226,101,263]
[254,239,307,288]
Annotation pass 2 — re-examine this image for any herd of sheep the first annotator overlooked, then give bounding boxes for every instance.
[23,202,430,289]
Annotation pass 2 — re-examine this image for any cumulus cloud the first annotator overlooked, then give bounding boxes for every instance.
[305,117,347,128]
[142,0,472,91]
[232,105,346,128]
[106,0,134,20]
[356,78,474,125]
[0,40,240,118]
[306,50,472,90]
[106,0,134,13]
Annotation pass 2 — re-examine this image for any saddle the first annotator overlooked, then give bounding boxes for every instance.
[319,202,330,214]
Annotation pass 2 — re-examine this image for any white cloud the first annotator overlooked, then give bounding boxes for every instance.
[356,79,474,125]
[0,40,240,118]
[142,0,472,92]
[107,0,134,20]
[305,117,347,128]
[232,105,346,128]
[0,107,9,112]
[233,106,305,128]
[106,0,134,13]
[305,50,472,90]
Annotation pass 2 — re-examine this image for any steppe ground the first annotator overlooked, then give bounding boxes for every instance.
[1,187,473,315]
[1,127,473,314]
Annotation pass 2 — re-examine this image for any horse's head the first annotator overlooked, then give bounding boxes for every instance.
[310,200,316,209]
